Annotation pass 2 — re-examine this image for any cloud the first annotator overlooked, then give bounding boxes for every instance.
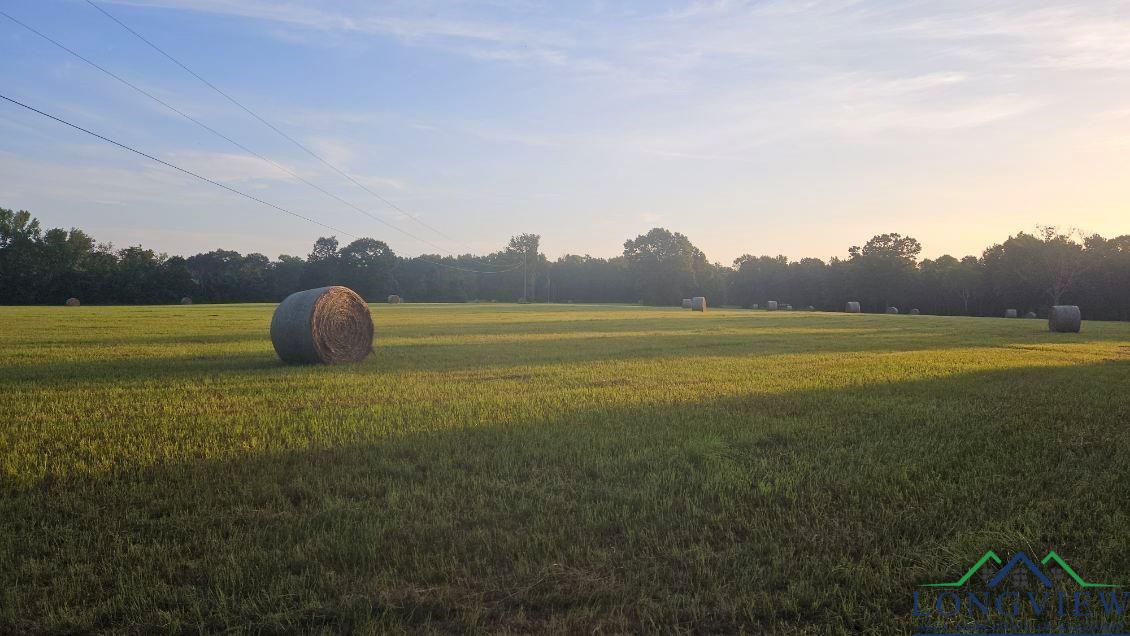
[104,0,587,68]
[14,0,1130,264]
[303,137,356,169]
[163,150,297,183]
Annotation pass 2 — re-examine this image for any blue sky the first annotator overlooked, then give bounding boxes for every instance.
[2,0,1129,263]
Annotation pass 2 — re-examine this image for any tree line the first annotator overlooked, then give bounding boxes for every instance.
[2,207,1128,320]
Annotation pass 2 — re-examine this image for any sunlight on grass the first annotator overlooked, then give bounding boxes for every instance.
[1,304,1128,632]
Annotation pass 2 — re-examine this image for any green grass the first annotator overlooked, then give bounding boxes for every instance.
[2,303,1129,633]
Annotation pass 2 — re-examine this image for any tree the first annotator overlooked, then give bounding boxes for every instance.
[623,228,704,305]
[0,208,44,303]
[112,246,168,303]
[0,208,41,248]
[339,238,396,300]
[848,233,922,311]
[1079,234,1130,321]
[3,205,1129,319]
[920,255,983,315]
[982,228,1086,313]
[270,255,307,300]
[184,250,272,302]
[506,233,542,301]
[1036,226,1086,306]
[301,236,341,289]
[730,255,789,308]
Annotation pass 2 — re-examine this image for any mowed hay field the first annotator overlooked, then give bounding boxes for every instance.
[2,304,1130,633]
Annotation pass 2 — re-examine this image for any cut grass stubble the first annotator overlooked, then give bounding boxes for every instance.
[1,303,1128,633]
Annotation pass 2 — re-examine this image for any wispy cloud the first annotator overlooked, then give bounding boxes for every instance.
[164,150,297,183]
[10,0,1130,261]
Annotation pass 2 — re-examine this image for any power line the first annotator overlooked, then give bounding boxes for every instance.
[0,93,353,237]
[0,93,523,275]
[83,0,481,255]
[0,8,498,265]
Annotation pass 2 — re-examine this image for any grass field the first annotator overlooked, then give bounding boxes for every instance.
[2,303,1129,633]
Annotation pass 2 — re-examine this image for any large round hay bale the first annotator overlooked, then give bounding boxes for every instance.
[909,308,920,315]
[1024,311,1037,319]
[387,294,402,304]
[180,297,193,305]
[1005,308,1017,318]
[681,298,692,309]
[271,286,373,364]
[691,296,707,312]
[845,301,860,313]
[886,307,899,315]
[766,301,778,311]
[65,297,80,307]
[1048,305,1081,333]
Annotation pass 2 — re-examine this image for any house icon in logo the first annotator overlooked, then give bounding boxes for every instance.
[921,550,1118,589]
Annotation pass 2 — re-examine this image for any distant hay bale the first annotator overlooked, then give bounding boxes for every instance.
[1048,305,1081,333]
[387,294,402,304]
[805,305,815,311]
[751,303,759,310]
[691,296,707,312]
[1025,311,1037,319]
[784,304,793,310]
[909,308,920,315]
[886,307,899,314]
[65,297,80,307]
[766,301,778,311]
[682,298,692,309]
[180,297,193,305]
[270,286,373,365]
[1005,309,1018,318]
[845,301,860,313]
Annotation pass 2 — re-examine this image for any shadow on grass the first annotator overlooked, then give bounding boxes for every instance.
[3,360,1129,633]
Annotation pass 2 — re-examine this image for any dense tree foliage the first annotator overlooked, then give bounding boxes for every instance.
[2,206,1128,320]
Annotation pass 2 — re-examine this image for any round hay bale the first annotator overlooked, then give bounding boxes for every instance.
[65,297,80,307]
[681,298,692,309]
[271,286,373,364]
[1005,309,1018,318]
[1048,305,1081,333]
[909,308,920,315]
[180,297,193,305]
[387,294,402,304]
[1024,311,1037,319]
[886,307,899,315]
[766,301,778,311]
[691,296,707,312]
[845,301,860,313]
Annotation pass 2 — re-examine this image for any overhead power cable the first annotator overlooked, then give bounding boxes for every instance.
[84,0,481,255]
[0,93,352,237]
[0,93,523,275]
[0,8,516,273]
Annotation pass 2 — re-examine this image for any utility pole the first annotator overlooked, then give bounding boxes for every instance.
[523,245,528,301]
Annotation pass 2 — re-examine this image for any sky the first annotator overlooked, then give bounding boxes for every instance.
[2,0,1130,265]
